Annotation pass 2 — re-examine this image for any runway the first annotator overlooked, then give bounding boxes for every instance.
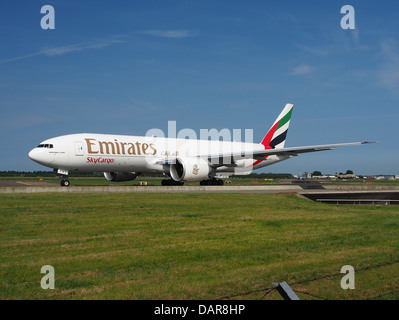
[1,180,399,196]
[0,180,56,188]
[0,184,304,194]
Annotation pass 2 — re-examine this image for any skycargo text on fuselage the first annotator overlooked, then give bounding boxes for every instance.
[85,138,157,156]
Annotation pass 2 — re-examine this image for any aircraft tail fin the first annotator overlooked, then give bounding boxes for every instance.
[260,103,294,149]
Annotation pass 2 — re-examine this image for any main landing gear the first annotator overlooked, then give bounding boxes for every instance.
[200,179,224,186]
[161,179,185,186]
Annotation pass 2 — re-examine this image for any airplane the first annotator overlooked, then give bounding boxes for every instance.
[28,103,375,186]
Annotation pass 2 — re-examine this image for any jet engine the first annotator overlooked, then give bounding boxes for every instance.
[104,172,140,182]
[170,157,211,182]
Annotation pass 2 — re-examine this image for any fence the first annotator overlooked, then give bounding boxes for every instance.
[218,260,399,300]
[316,199,399,205]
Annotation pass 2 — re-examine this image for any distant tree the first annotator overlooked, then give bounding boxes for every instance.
[233,172,294,179]
[312,170,322,176]
[346,170,354,174]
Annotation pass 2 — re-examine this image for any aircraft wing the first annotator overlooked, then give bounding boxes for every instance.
[204,141,377,163]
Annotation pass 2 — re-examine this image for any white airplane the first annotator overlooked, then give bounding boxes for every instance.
[28,104,375,186]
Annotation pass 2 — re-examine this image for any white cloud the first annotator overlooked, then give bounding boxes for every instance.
[43,39,124,56]
[295,44,330,57]
[140,30,193,39]
[0,38,125,64]
[379,40,399,90]
[291,64,312,75]
[351,29,360,45]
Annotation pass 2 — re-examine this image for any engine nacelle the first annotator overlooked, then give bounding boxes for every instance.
[104,172,140,182]
[170,157,211,182]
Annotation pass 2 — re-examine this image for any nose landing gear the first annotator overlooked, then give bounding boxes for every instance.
[54,169,70,187]
[60,179,70,187]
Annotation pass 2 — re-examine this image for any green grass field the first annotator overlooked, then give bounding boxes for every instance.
[1,193,399,300]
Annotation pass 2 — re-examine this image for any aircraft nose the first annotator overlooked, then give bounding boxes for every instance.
[28,148,37,161]
[28,148,45,164]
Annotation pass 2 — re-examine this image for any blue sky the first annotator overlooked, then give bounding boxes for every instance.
[0,0,398,175]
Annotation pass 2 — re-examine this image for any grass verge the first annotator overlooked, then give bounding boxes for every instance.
[1,193,398,299]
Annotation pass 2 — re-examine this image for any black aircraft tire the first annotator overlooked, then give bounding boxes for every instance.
[60,179,70,187]
[162,179,184,186]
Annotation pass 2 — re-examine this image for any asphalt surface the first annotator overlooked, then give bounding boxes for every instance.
[0,181,57,187]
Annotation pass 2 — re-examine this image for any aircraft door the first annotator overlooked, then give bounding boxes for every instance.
[74,141,84,156]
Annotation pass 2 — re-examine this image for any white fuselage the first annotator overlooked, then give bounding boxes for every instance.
[28,133,288,176]
[27,103,373,184]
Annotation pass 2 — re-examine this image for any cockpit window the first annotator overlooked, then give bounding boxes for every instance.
[37,144,53,148]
